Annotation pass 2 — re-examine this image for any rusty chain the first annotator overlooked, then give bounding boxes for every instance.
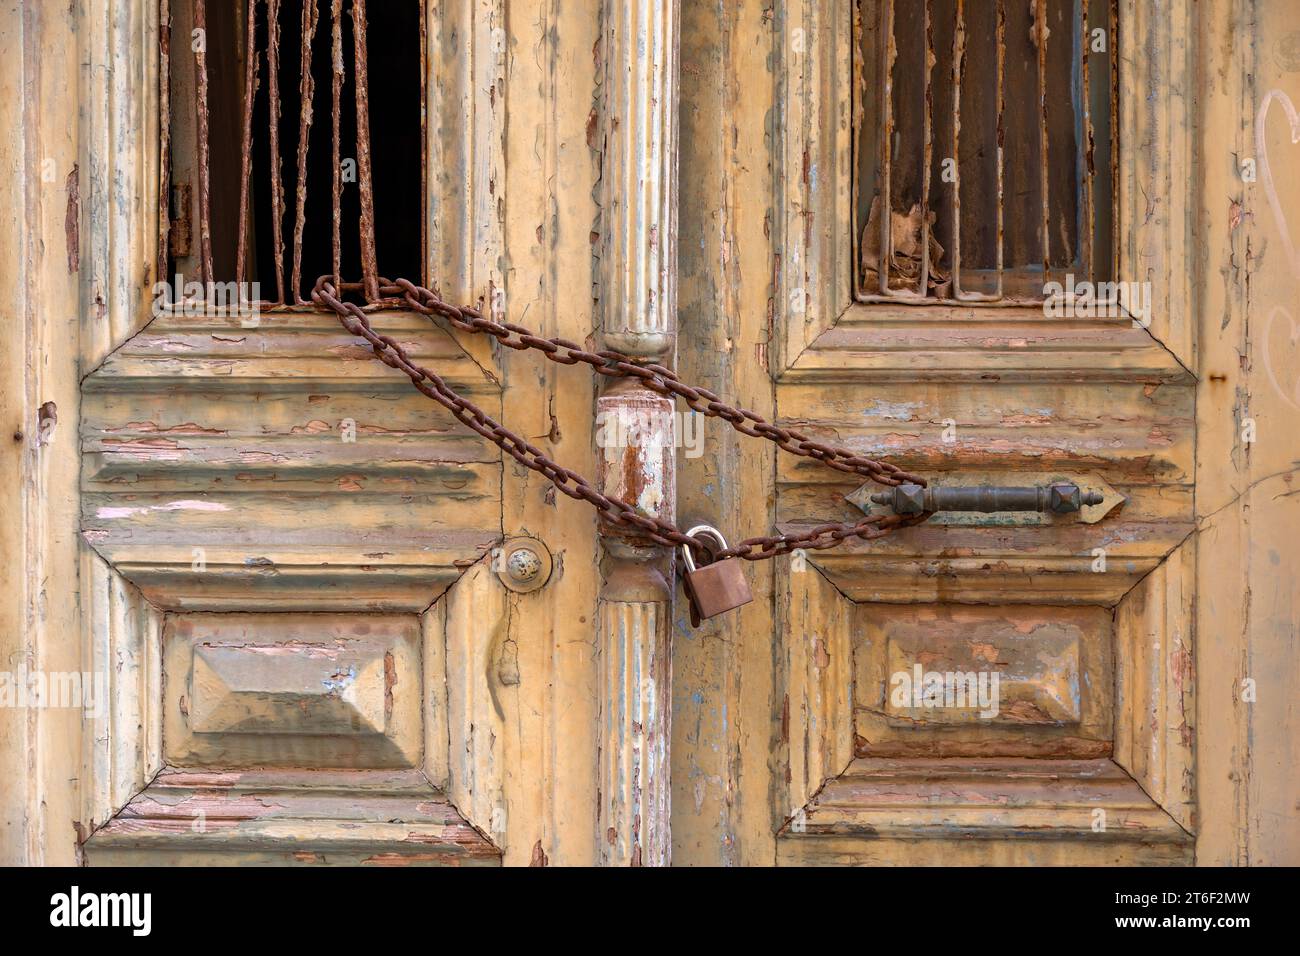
[310,275,931,562]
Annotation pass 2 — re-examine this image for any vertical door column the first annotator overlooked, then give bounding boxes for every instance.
[593,0,680,866]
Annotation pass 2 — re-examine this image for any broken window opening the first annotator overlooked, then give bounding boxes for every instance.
[855,0,1117,305]
[162,0,425,309]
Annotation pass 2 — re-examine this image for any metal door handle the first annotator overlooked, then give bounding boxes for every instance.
[869,482,1104,515]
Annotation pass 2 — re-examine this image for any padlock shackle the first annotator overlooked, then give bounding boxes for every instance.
[681,524,729,573]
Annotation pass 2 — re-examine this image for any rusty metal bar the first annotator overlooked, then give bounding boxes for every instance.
[879,0,894,294]
[916,0,933,299]
[267,0,285,304]
[1109,0,1119,281]
[193,0,214,286]
[163,0,418,310]
[995,0,1005,296]
[331,0,343,289]
[419,0,427,286]
[1037,0,1050,285]
[235,0,260,285]
[950,0,963,296]
[351,0,380,302]
[158,0,172,286]
[851,0,867,297]
[1080,0,1094,283]
[290,0,320,303]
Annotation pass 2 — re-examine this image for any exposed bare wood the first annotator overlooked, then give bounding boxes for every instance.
[80,552,162,833]
[766,0,1202,868]
[80,309,501,611]
[853,604,1114,758]
[782,311,1194,383]
[162,614,422,769]
[773,0,856,370]
[425,0,505,372]
[1119,0,1195,369]
[484,0,603,867]
[777,561,855,818]
[596,0,679,356]
[597,572,672,866]
[441,561,509,854]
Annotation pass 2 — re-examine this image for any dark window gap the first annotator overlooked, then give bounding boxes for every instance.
[170,0,423,305]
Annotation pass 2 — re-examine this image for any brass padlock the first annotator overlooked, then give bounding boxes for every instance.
[680,525,753,627]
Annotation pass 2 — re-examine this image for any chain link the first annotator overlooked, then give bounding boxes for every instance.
[310,275,931,561]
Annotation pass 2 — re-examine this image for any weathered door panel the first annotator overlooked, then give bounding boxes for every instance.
[78,276,506,866]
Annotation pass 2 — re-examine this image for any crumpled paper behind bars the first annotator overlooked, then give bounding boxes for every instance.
[860,195,950,297]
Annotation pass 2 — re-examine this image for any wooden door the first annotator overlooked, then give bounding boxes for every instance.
[675,0,1202,866]
[757,0,1197,866]
[4,0,1299,868]
[64,0,680,867]
[667,0,1289,867]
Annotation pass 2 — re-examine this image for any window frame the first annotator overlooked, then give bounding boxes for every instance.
[771,0,1193,380]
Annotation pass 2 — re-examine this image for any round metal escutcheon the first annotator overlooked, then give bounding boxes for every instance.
[495,537,554,593]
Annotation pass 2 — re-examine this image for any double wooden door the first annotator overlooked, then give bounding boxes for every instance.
[3,0,1297,867]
